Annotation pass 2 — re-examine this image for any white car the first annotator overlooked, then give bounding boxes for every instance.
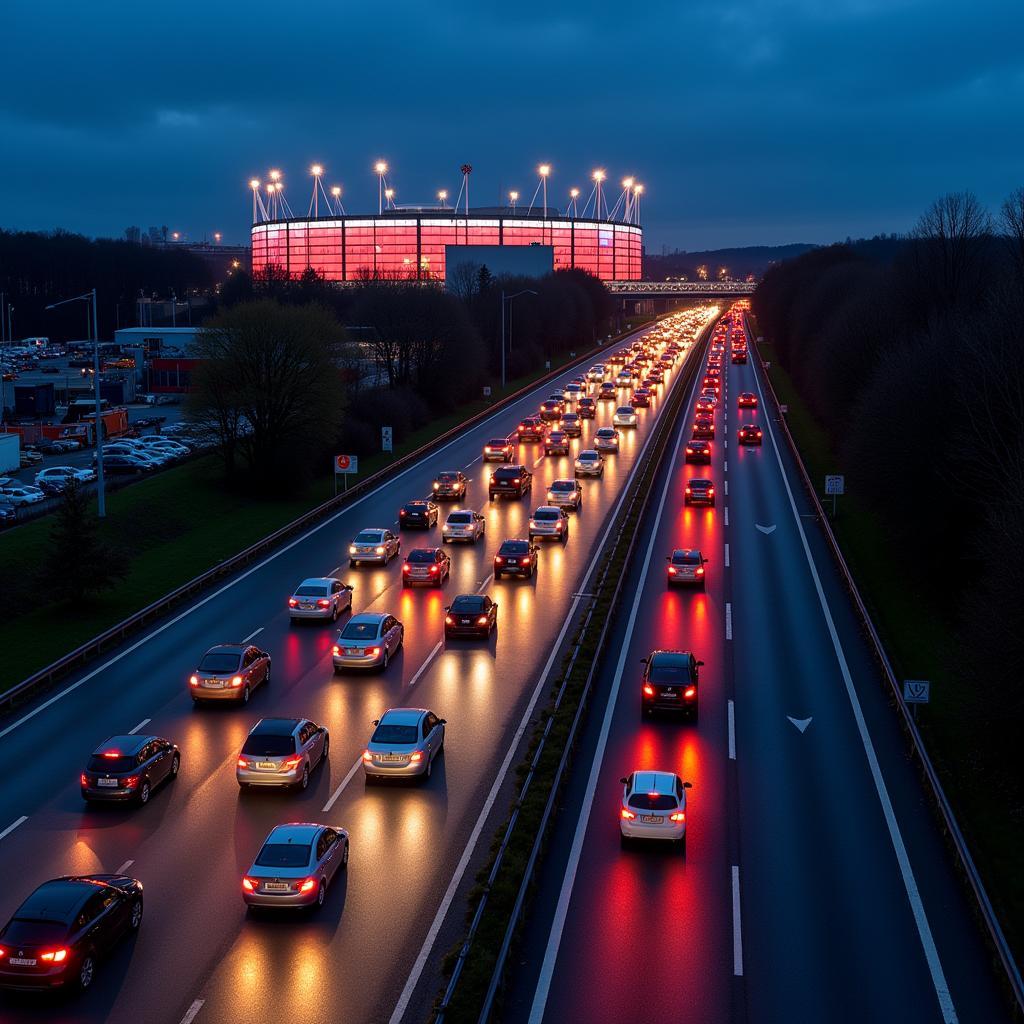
[362,707,445,782]
[50,438,82,452]
[35,466,96,490]
[288,577,353,621]
[528,505,570,542]
[594,427,620,452]
[619,770,692,850]
[1,485,46,506]
[349,528,401,566]
[546,479,582,510]
[586,364,606,383]
[574,450,605,478]
[141,441,189,459]
[562,382,584,403]
[442,509,486,543]
[613,407,638,428]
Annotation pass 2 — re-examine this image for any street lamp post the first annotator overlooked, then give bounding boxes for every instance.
[45,289,106,516]
[501,289,538,389]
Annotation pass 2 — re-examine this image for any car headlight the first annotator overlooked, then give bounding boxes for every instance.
[349,545,357,554]
[443,525,450,531]
[375,546,385,554]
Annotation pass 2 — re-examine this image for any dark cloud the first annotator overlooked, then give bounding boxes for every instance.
[2,0,1022,249]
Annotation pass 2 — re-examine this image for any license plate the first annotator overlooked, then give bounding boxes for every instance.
[263,882,290,892]
[257,762,277,770]
[346,648,362,655]
[380,754,406,762]
[204,680,225,688]
[461,619,471,625]
[9,957,36,966]
[661,690,677,698]
[641,815,662,824]
[299,603,314,609]
[97,777,118,787]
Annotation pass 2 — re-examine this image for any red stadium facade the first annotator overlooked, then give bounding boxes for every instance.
[250,212,643,282]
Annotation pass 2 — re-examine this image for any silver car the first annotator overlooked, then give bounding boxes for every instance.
[1,485,45,506]
[288,577,353,622]
[237,718,329,791]
[529,506,570,542]
[442,509,486,543]
[362,708,446,782]
[574,449,605,478]
[242,822,349,910]
[35,465,96,490]
[348,528,401,567]
[546,479,582,510]
[613,406,638,427]
[594,427,620,452]
[332,613,404,671]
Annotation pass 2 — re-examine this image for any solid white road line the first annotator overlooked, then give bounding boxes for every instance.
[322,756,364,814]
[526,361,701,1024]
[391,320,715,1024]
[180,999,205,1024]
[725,542,731,568]
[0,366,593,743]
[728,700,736,760]
[241,627,263,642]
[0,815,28,841]
[128,718,151,735]
[751,352,957,1021]
[732,865,744,976]
[725,603,733,640]
[116,859,135,874]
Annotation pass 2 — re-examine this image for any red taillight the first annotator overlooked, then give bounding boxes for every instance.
[288,597,298,607]
[189,674,199,686]
[403,564,411,573]
[367,647,381,657]
[80,773,89,786]
[668,566,677,574]
[400,509,407,515]
[409,751,424,763]
[684,686,697,699]
[429,565,439,573]
[477,615,489,625]
[332,645,340,655]
[123,775,139,789]
[299,878,317,894]
[685,487,691,494]
[669,811,686,822]
[281,756,302,771]
[40,948,68,963]
[317,598,331,608]
[102,750,121,758]
[242,877,255,892]
[362,749,373,762]
[707,487,714,495]
[0,946,5,958]
[620,808,636,820]
[643,683,655,696]
[495,556,505,563]
[237,757,249,768]
[520,558,530,566]
[696,567,705,576]
[230,675,244,688]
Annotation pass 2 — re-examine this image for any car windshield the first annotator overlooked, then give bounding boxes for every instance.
[487,439,507,446]
[294,585,328,597]
[628,793,677,811]
[340,620,380,640]
[404,503,427,511]
[495,468,520,479]
[648,660,692,683]
[535,510,559,521]
[579,453,597,461]
[371,724,418,744]
[452,596,484,612]
[87,754,136,773]
[355,531,382,543]
[673,553,701,565]
[407,550,436,563]
[4,919,67,945]
[437,473,458,482]
[255,843,312,868]
[563,414,578,421]
[551,481,574,491]
[242,735,294,756]
[448,513,472,524]
[500,541,529,555]
[597,429,614,438]
[198,652,241,673]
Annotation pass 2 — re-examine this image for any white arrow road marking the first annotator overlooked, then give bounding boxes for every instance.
[787,716,813,733]
[755,524,776,534]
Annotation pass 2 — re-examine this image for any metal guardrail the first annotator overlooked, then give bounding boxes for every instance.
[435,314,717,1023]
[750,318,1024,1016]
[0,316,682,716]
[607,281,756,295]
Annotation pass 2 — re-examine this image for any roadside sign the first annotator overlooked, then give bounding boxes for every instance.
[381,426,393,453]
[825,475,845,495]
[334,454,358,474]
[482,386,492,399]
[779,404,788,414]
[903,679,931,704]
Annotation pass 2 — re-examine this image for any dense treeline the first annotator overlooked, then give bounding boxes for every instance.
[753,189,1024,762]
[0,229,213,339]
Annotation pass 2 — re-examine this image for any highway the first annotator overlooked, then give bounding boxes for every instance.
[0,306,716,1024]
[502,310,1010,1023]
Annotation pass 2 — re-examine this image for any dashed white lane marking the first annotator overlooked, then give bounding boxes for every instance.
[116,858,134,874]
[728,700,736,760]
[533,455,546,468]
[724,460,728,472]
[725,603,733,640]
[407,640,444,689]
[724,542,731,567]
[724,479,729,495]
[241,627,263,642]
[725,439,729,450]
[180,999,205,1024]
[724,506,730,527]
[0,815,28,841]
[128,718,151,735]
[732,866,744,975]
[322,756,364,814]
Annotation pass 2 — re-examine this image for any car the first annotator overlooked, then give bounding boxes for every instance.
[0,485,45,506]
[349,528,400,566]
[0,874,144,991]
[402,547,451,586]
[332,613,404,671]
[444,593,498,638]
[738,424,763,446]
[34,466,96,493]
[362,708,446,781]
[51,438,82,452]
[666,548,708,587]
[288,577,353,621]
[516,417,545,442]
[562,382,584,403]
[237,718,329,791]
[547,478,583,510]
[630,389,651,409]
[539,400,563,422]
[96,453,151,475]
[586,365,606,382]
[483,437,515,462]
[529,505,570,542]
[699,390,718,407]
[684,478,715,506]
[489,464,532,500]
[399,499,440,529]
[19,449,43,466]
[613,406,638,427]
[598,382,618,401]
[648,367,664,383]
[493,538,539,579]
[433,470,468,500]
[442,509,486,543]
[738,392,758,408]
[0,498,17,523]
[102,445,166,467]
[242,823,348,910]
[619,771,692,850]
[189,644,271,705]
[544,430,570,456]
[695,398,715,415]
[80,734,180,804]
[685,440,711,464]
[560,412,582,438]
[574,449,605,478]
[577,397,596,419]
[641,650,702,720]
[138,439,190,458]
[731,349,748,363]
[692,415,715,439]
[594,427,620,452]
[702,375,720,393]
[615,371,633,387]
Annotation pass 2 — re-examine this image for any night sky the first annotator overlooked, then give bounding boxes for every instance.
[3,0,1021,251]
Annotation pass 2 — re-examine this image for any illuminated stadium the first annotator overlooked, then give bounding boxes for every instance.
[248,163,645,282]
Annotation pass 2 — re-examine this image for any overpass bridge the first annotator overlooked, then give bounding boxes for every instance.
[607,280,756,297]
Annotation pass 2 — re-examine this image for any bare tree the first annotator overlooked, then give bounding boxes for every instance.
[1000,186,1024,286]
[446,261,480,301]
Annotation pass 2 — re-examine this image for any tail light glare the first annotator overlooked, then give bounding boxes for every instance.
[189,674,199,686]
[668,566,677,574]
[288,597,298,607]
[230,675,244,687]
[375,545,386,554]
[281,756,302,771]
[362,749,373,762]
[495,556,505,563]
[332,645,340,655]
[316,598,330,608]
[684,686,697,699]
[242,877,255,892]
[620,808,636,820]
[669,811,686,822]
[298,878,317,894]
[429,565,439,573]
[696,567,705,576]
[403,564,411,573]
[40,948,68,963]
[685,487,691,495]
[367,647,381,657]
[445,615,454,625]
[123,775,140,789]
[237,758,249,768]
[477,615,489,625]
[80,773,89,786]
[520,558,531,566]
[409,751,424,763]
[643,683,655,696]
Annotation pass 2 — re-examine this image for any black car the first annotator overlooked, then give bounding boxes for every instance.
[684,440,712,465]
[0,875,144,991]
[399,500,439,529]
[0,499,17,523]
[494,538,539,579]
[489,465,532,500]
[641,650,703,720]
[577,398,596,419]
[80,734,180,804]
[560,413,583,438]
[516,417,545,442]
[444,594,499,637]
[99,453,152,475]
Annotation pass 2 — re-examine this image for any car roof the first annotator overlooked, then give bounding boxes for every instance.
[206,643,246,654]
[631,771,679,794]
[266,823,323,844]
[533,506,563,514]
[404,499,430,506]
[250,718,301,735]
[689,478,713,486]
[379,707,427,725]
[551,479,576,486]
[18,878,103,922]
[498,537,530,547]
[578,449,599,456]
[297,577,335,588]
[671,548,703,559]
[650,650,691,664]
[487,438,509,444]
[348,612,387,625]
[356,527,387,534]
[92,734,149,757]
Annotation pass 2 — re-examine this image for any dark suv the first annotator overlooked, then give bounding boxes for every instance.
[641,650,703,720]
[489,465,533,500]
[517,417,545,442]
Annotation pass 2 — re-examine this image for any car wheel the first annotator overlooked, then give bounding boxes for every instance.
[316,879,326,908]
[332,603,339,622]
[342,840,349,867]
[298,765,309,791]
[382,649,389,671]
[78,954,96,991]
[241,684,250,705]
[424,756,433,781]
[170,754,181,779]
[129,898,144,930]
[138,780,151,805]
[321,735,330,763]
